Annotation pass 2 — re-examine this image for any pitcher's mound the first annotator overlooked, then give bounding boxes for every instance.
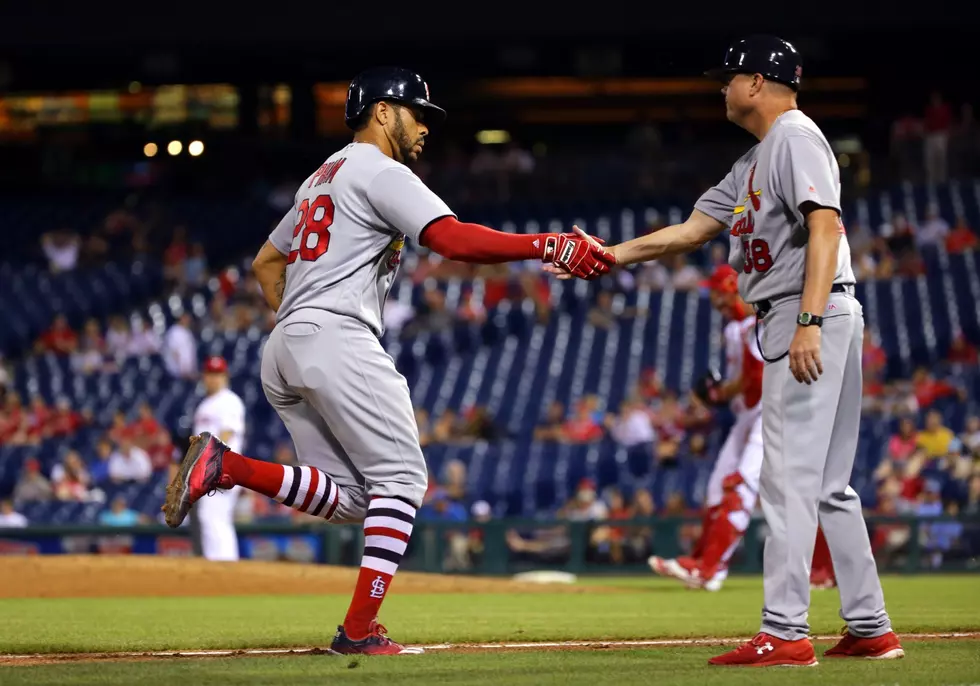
[0,556,606,598]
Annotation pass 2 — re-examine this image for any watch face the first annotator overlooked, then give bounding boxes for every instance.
[798,313,811,325]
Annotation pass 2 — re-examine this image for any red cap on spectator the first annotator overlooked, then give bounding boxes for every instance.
[203,356,228,374]
[701,264,739,294]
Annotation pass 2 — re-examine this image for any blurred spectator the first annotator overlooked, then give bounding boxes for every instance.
[12,457,52,505]
[912,368,959,409]
[916,205,950,248]
[871,494,911,565]
[588,291,616,330]
[534,401,567,442]
[35,314,78,356]
[887,417,919,463]
[99,496,143,526]
[890,112,922,180]
[945,217,978,253]
[952,104,980,176]
[51,450,92,502]
[708,242,728,268]
[465,500,493,566]
[108,437,153,483]
[384,298,415,337]
[458,405,501,442]
[947,334,978,368]
[637,368,663,402]
[923,91,952,185]
[71,318,107,375]
[589,487,633,564]
[879,213,915,258]
[163,313,198,379]
[90,438,114,485]
[127,315,162,357]
[562,398,604,444]
[917,410,955,458]
[0,393,29,445]
[625,488,656,560]
[965,475,980,516]
[105,316,132,361]
[560,479,609,522]
[961,415,980,455]
[130,403,174,470]
[183,242,209,288]
[669,254,703,291]
[0,500,28,527]
[441,458,468,502]
[406,289,454,336]
[108,410,134,445]
[41,228,81,272]
[636,260,671,291]
[47,397,87,438]
[415,408,432,448]
[25,395,50,443]
[862,329,887,380]
[431,409,460,444]
[163,226,189,285]
[606,397,656,448]
[688,432,709,460]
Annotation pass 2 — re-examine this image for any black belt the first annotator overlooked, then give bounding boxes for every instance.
[754,283,853,319]
[753,283,855,363]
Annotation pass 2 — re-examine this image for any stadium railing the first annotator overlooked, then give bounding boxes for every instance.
[2,515,977,576]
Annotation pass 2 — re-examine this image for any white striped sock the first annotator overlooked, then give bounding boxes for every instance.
[361,498,416,575]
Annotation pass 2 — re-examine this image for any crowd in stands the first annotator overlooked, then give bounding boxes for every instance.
[0,123,978,572]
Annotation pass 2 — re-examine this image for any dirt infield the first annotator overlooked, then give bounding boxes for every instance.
[0,555,605,598]
[2,633,978,666]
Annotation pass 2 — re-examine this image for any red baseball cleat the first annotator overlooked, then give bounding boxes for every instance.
[824,629,905,659]
[163,432,231,528]
[709,632,818,667]
[331,621,423,655]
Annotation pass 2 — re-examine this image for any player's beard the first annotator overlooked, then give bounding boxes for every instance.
[392,113,422,163]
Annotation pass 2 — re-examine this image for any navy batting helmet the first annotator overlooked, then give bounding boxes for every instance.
[705,35,802,91]
[345,67,446,130]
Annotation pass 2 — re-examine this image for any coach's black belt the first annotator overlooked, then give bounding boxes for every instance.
[754,283,854,320]
[753,283,855,364]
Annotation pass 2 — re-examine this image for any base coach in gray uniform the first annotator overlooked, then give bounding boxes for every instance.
[590,36,905,666]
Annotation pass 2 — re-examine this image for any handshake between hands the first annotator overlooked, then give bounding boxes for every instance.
[540,226,618,280]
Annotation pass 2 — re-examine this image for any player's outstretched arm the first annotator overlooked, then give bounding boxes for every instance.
[610,210,726,266]
[420,216,615,280]
[252,240,289,312]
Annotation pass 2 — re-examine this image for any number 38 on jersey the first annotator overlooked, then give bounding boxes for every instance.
[742,238,774,274]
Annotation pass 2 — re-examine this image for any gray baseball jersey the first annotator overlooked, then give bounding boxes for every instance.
[268,142,455,336]
[696,110,892,641]
[694,110,855,303]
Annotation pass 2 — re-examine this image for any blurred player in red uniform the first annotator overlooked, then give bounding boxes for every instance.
[649,265,764,590]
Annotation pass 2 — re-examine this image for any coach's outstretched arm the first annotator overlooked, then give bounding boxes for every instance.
[608,209,727,265]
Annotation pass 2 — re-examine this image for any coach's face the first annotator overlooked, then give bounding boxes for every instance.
[721,73,761,124]
[387,104,429,164]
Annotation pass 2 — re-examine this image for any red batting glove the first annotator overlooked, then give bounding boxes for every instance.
[542,233,616,280]
[722,472,744,492]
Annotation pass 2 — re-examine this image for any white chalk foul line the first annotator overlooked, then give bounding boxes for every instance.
[2,632,977,661]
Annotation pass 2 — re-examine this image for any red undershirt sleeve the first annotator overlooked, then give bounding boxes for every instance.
[419,216,550,264]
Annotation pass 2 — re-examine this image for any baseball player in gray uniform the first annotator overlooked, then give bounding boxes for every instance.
[564,37,904,666]
[162,66,613,655]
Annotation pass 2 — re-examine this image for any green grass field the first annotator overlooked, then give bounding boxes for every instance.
[1,575,978,685]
